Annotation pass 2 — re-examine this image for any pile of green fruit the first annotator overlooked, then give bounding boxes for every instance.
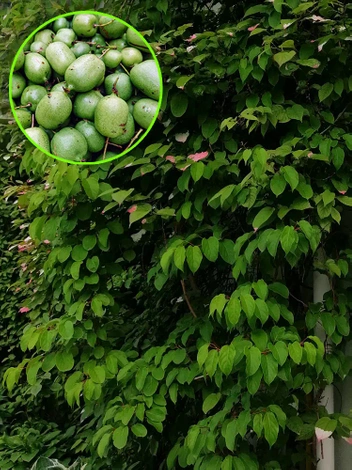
[11,13,161,162]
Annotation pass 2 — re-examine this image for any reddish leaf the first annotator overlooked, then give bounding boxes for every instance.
[128,205,137,214]
[19,307,30,313]
[188,151,208,162]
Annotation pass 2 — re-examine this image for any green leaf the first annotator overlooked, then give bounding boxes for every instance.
[70,261,82,280]
[174,246,186,271]
[288,341,302,364]
[129,204,152,225]
[281,166,299,190]
[210,293,227,316]
[316,417,337,432]
[58,320,74,341]
[225,296,241,327]
[269,282,289,298]
[87,256,99,273]
[82,235,97,251]
[252,207,275,230]
[55,351,74,372]
[90,365,106,384]
[97,432,111,458]
[240,294,256,318]
[219,345,235,376]
[263,412,279,446]
[202,393,221,414]
[280,226,296,254]
[186,245,203,273]
[131,423,147,437]
[191,161,205,182]
[160,248,175,274]
[170,93,188,117]
[270,173,286,196]
[273,51,296,67]
[246,347,261,376]
[252,279,268,300]
[319,83,334,102]
[219,239,235,264]
[261,354,278,385]
[202,236,219,262]
[271,341,288,366]
[113,426,129,450]
[82,176,100,200]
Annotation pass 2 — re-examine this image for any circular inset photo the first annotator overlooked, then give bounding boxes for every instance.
[9,11,163,165]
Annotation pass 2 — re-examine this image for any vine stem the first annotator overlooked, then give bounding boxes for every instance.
[181,279,197,319]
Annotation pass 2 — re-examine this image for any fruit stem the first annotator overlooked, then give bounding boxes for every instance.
[94,20,114,27]
[31,114,35,128]
[98,48,110,59]
[119,63,130,75]
[126,128,143,150]
[108,142,123,149]
[102,137,109,159]
[15,103,31,109]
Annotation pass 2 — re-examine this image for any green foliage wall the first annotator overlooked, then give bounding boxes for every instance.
[1,0,352,469]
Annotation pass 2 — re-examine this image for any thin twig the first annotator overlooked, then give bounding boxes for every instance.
[126,128,143,149]
[15,103,31,109]
[99,48,110,59]
[289,292,308,308]
[102,137,109,159]
[119,63,130,75]
[108,142,123,149]
[181,279,197,319]
[94,20,113,27]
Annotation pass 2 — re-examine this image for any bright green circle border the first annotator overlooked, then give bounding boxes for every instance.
[9,10,164,166]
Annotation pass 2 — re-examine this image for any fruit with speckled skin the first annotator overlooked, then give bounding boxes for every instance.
[54,28,77,47]
[30,41,47,56]
[104,72,132,100]
[16,109,32,128]
[12,73,26,99]
[14,49,25,71]
[53,17,70,33]
[99,16,127,39]
[21,85,47,111]
[129,60,160,100]
[35,29,54,44]
[46,42,76,75]
[73,90,103,120]
[75,120,105,153]
[26,127,51,152]
[121,47,143,67]
[94,95,129,138]
[24,53,51,84]
[126,28,149,52]
[133,98,158,129]
[65,54,105,92]
[72,14,97,37]
[51,127,88,161]
[102,50,122,68]
[110,113,135,145]
[35,91,72,129]
[71,41,91,57]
